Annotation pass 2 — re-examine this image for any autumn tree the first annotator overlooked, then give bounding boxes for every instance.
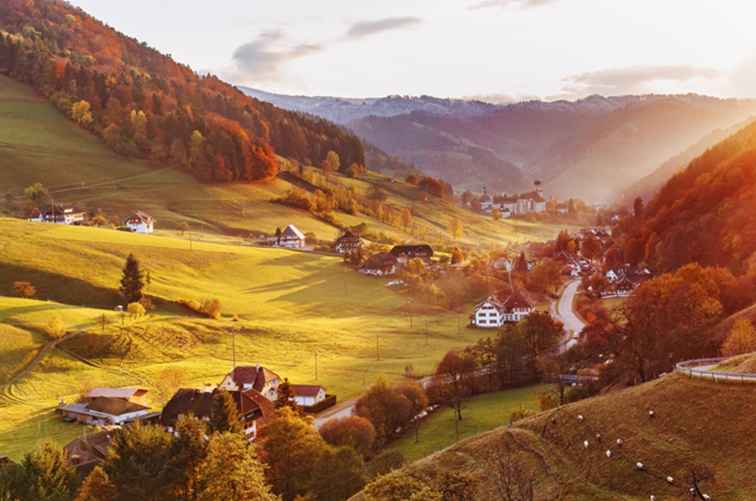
[527,258,562,294]
[13,281,36,298]
[208,389,242,434]
[363,470,442,501]
[24,182,48,203]
[321,150,341,175]
[71,100,93,126]
[580,235,602,262]
[449,218,463,239]
[721,318,756,357]
[355,380,413,446]
[75,466,115,501]
[434,350,477,421]
[5,442,78,501]
[320,416,376,457]
[195,432,277,501]
[492,208,502,221]
[119,254,144,304]
[633,196,644,218]
[517,311,563,360]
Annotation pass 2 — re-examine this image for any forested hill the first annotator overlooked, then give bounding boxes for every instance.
[0,0,364,183]
[623,120,756,273]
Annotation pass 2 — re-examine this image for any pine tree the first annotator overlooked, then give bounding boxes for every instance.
[17,442,78,501]
[76,466,115,501]
[209,390,242,433]
[119,254,144,304]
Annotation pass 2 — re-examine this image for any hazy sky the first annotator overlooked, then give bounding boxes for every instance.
[68,0,756,101]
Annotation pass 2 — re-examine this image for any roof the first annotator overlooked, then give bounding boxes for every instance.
[336,230,361,243]
[64,431,113,467]
[290,384,325,398]
[127,211,154,224]
[282,224,305,240]
[390,245,434,258]
[86,397,149,416]
[363,252,398,270]
[501,292,533,310]
[161,388,275,428]
[227,366,281,392]
[85,387,147,400]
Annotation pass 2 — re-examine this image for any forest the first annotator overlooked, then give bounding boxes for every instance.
[0,0,365,183]
[612,120,756,275]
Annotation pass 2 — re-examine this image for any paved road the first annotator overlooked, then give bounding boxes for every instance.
[553,279,585,353]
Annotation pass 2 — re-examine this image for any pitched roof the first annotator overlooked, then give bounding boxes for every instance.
[64,431,113,467]
[282,224,305,240]
[290,384,325,398]
[86,397,149,416]
[228,366,281,392]
[336,230,361,243]
[129,211,154,224]
[85,387,147,400]
[501,292,533,310]
[363,252,397,270]
[390,245,433,258]
[161,388,215,426]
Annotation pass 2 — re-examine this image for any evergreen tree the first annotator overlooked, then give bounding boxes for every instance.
[15,442,78,501]
[75,466,115,501]
[119,254,144,304]
[166,416,209,500]
[209,390,242,433]
[514,252,529,273]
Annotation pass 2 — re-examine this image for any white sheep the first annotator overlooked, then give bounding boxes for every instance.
[648,410,655,418]
[616,438,624,446]
[577,414,584,422]
[583,440,589,449]
[702,494,711,500]
[636,462,645,471]
[666,476,674,484]
[605,450,612,458]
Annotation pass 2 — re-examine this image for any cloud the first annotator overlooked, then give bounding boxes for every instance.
[345,17,422,40]
[469,0,558,10]
[559,65,724,98]
[230,30,323,83]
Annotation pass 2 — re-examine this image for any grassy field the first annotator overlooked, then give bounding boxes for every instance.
[0,74,566,247]
[0,218,495,459]
[393,374,756,500]
[386,384,551,463]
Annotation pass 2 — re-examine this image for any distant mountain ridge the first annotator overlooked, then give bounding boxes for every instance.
[243,88,756,201]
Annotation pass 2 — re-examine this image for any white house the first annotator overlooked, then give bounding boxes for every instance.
[471,293,534,328]
[219,365,282,402]
[290,384,327,408]
[30,206,86,225]
[125,211,155,234]
[277,224,306,249]
[58,388,152,426]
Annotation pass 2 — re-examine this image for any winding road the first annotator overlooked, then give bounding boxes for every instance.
[552,279,586,353]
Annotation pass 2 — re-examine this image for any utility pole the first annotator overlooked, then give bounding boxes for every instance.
[314,350,319,381]
[232,316,239,370]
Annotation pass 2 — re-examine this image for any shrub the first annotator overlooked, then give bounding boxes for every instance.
[363,470,441,501]
[366,450,405,479]
[510,406,536,422]
[538,388,560,411]
[179,298,222,319]
[127,302,146,318]
[722,318,756,357]
[44,317,66,339]
[320,416,376,458]
[13,281,36,298]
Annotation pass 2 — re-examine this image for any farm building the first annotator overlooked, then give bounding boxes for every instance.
[276,224,306,249]
[390,244,434,264]
[29,206,86,225]
[334,230,362,255]
[57,387,155,426]
[125,211,155,234]
[219,365,282,402]
[471,292,534,328]
[161,387,275,440]
[360,252,398,277]
[290,384,327,408]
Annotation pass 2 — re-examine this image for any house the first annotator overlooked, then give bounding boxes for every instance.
[614,277,636,297]
[58,397,153,426]
[390,244,434,264]
[29,206,86,225]
[277,224,306,249]
[64,430,114,477]
[161,387,275,440]
[83,387,150,406]
[290,384,327,408]
[605,269,623,283]
[125,211,155,234]
[471,292,534,328]
[360,252,398,277]
[219,365,282,401]
[334,230,362,255]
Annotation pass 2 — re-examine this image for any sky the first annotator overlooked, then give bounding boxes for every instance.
[68,0,756,101]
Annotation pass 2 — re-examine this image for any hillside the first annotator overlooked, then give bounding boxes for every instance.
[622,120,753,204]
[375,374,756,500]
[634,119,756,273]
[0,73,564,247]
[0,218,502,460]
[244,88,756,201]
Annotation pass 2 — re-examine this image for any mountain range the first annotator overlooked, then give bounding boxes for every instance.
[243,88,756,202]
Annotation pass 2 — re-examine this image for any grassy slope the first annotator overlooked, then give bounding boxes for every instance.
[386,384,551,463]
[0,75,564,247]
[399,374,756,500]
[0,219,492,459]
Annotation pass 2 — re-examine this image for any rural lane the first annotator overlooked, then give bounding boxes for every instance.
[553,279,585,353]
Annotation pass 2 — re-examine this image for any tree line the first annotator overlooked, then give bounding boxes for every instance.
[0,0,364,183]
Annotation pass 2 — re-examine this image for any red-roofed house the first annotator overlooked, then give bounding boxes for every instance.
[290,385,327,408]
[218,365,282,402]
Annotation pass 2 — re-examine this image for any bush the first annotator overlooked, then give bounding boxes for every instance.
[510,406,536,422]
[538,388,560,411]
[179,298,222,319]
[127,302,146,318]
[320,416,376,458]
[13,281,36,298]
[366,450,405,479]
[44,317,66,339]
[363,470,441,501]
